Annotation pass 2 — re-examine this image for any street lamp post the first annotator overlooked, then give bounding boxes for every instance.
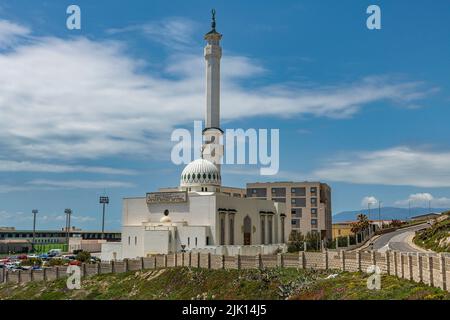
[378,201,382,228]
[32,209,38,252]
[368,202,372,236]
[64,208,72,244]
[99,196,109,239]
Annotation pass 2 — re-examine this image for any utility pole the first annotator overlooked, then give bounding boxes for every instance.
[99,196,109,239]
[32,209,38,252]
[64,208,72,244]
[408,200,412,218]
[378,201,382,229]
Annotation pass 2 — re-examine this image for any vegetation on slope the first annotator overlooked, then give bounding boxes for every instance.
[414,212,450,252]
[0,267,448,300]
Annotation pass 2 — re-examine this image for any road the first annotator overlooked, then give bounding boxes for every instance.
[370,223,430,253]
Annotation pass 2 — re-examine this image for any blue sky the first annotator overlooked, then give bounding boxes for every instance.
[0,0,449,230]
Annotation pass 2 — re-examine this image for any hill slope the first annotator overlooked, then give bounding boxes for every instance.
[414,212,450,252]
[0,267,448,300]
[332,207,449,222]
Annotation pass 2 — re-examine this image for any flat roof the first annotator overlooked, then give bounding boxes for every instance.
[0,229,121,233]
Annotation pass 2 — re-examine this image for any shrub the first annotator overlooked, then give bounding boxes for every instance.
[48,258,69,266]
[76,250,91,263]
[21,258,42,267]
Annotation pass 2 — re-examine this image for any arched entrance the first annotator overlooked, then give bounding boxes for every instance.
[243,216,251,245]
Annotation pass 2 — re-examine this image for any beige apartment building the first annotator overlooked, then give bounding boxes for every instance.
[246,182,332,240]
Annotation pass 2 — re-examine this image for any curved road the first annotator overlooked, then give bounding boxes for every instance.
[371,223,430,253]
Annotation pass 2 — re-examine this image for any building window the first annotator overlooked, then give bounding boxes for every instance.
[310,187,317,196]
[291,208,302,218]
[261,216,266,244]
[220,217,225,245]
[291,198,306,207]
[188,237,190,246]
[291,219,297,226]
[311,219,318,226]
[206,236,210,246]
[135,236,137,245]
[291,187,306,197]
[195,237,198,246]
[311,208,317,215]
[268,216,273,244]
[229,216,235,245]
[128,236,130,245]
[247,188,267,198]
[271,188,286,197]
[311,197,317,207]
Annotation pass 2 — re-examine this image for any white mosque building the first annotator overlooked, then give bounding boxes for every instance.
[101,11,289,260]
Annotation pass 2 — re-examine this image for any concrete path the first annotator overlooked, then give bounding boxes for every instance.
[371,223,430,253]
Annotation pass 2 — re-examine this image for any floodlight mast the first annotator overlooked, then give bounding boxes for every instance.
[99,196,109,239]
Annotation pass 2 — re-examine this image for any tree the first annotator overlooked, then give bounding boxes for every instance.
[75,250,91,263]
[390,219,403,228]
[351,214,369,234]
[287,230,305,252]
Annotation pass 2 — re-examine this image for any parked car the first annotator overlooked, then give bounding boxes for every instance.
[90,257,101,263]
[17,254,28,260]
[48,249,62,257]
[38,253,49,260]
[69,260,81,266]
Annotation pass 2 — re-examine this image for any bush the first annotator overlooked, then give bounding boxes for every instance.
[21,258,42,267]
[76,250,91,263]
[48,258,69,266]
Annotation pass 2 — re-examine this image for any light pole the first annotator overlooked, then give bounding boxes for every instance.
[32,209,38,252]
[99,196,109,239]
[64,208,72,244]
[408,200,411,217]
[368,202,372,236]
[378,201,382,228]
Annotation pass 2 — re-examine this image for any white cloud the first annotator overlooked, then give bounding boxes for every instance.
[395,193,450,207]
[361,196,378,207]
[27,179,135,189]
[0,19,30,47]
[0,159,135,175]
[0,210,95,226]
[0,18,435,165]
[108,17,199,50]
[313,147,450,187]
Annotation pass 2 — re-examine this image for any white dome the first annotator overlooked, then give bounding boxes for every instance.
[160,215,172,223]
[180,158,221,187]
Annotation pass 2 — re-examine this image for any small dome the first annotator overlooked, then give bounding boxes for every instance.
[160,215,172,223]
[180,159,221,188]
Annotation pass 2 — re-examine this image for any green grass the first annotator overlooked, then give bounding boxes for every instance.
[414,216,450,252]
[0,267,448,300]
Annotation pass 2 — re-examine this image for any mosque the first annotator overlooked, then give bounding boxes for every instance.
[101,11,289,260]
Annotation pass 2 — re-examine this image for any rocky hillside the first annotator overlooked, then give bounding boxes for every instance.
[0,267,448,300]
[414,212,450,252]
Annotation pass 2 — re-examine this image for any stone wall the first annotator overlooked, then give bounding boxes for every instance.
[1,250,448,292]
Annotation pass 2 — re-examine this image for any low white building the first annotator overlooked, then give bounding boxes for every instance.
[102,159,289,260]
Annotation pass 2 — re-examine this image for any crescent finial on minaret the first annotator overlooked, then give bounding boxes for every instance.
[211,9,216,31]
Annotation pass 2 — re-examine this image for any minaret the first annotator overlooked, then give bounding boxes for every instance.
[202,9,224,173]
[204,9,222,129]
